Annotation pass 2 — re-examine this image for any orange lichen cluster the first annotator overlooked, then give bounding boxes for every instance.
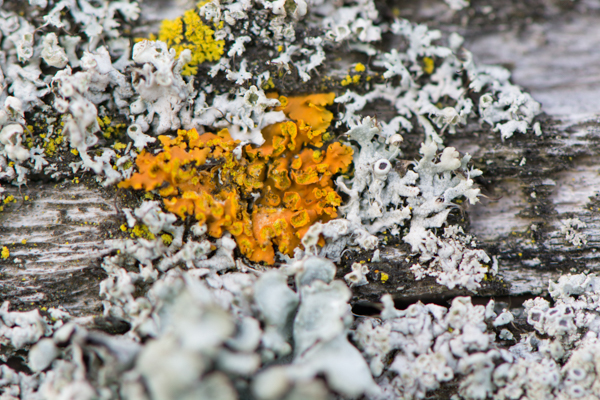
[119,93,353,264]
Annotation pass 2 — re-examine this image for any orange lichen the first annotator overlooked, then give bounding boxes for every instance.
[119,93,353,264]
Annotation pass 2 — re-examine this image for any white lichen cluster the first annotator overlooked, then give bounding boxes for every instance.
[191,85,284,145]
[0,97,33,184]
[349,273,600,400]
[356,294,498,399]
[302,117,491,290]
[130,40,192,135]
[6,269,600,400]
[0,301,51,350]
[560,218,587,247]
[0,0,139,184]
[492,274,600,400]
[1,255,381,400]
[334,17,540,143]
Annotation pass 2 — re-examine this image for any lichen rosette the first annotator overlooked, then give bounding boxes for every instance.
[119,93,353,264]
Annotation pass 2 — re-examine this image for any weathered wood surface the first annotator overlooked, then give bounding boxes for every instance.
[464,4,600,294]
[2,0,600,318]
[0,183,116,315]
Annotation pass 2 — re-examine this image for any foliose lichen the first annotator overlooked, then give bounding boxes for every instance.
[119,94,353,264]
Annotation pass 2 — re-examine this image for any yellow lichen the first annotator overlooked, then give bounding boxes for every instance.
[381,272,389,283]
[341,74,361,86]
[423,57,435,74]
[44,139,57,156]
[3,195,15,204]
[99,119,126,139]
[1,246,8,259]
[161,234,173,245]
[156,8,224,76]
[354,63,365,72]
[262,78,275,90]
[131,224,156,240]
[120,93,353,265]
[114,142,127,151]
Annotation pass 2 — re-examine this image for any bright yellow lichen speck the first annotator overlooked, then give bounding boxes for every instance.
[2,247,9,259]
[44,139,57,156]
[161,234,173,245]
[381,272,389,283]
[157,8,225,76]
[354,63,365,72]
[131,224,156,240]
[263,78,275,90]
[114,142,127,151]
[341,75,361,86]
[423,57,435,74]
